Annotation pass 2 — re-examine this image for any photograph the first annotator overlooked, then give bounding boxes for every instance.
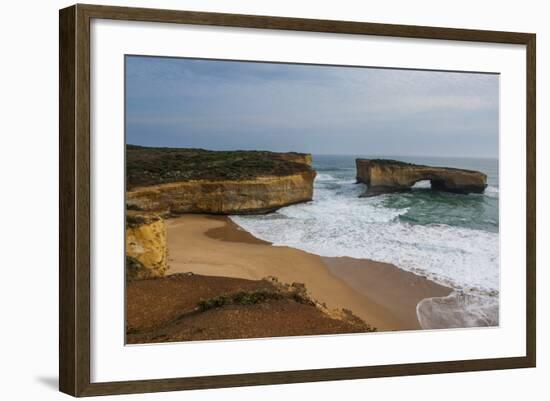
[124,55,500,344]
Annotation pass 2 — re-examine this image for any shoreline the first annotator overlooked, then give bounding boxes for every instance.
[166,214,452,331]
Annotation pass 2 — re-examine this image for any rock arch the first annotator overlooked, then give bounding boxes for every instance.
[355,159,487,197]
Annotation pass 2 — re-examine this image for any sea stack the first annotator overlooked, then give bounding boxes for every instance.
[356,159,487,197]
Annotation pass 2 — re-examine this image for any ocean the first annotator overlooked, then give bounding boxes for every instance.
[231,155,500,329]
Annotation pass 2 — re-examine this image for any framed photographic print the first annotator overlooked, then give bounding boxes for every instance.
[59,4,536,397]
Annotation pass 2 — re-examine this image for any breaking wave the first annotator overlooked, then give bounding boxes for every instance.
[231,157,500,328]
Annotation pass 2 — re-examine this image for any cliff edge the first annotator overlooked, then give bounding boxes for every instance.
[126,211,168,280]
[125,145,316,276]
[126,145,316,215]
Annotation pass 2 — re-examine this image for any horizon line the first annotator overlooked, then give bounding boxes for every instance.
[126,143,498,160]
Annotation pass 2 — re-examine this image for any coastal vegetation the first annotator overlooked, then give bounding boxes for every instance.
[125,145,493,342]
[125,146,376,342]
[126,145,316,215]
[126,274,375,344]
[127,144,313,189]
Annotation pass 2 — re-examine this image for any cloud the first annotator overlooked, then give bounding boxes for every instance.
[125,56,499,157]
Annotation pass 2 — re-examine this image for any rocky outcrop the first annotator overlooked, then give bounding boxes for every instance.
[272,152,313,166]
[126,145,316,215]
[356,159,487,197]
[125,146,316,280]
[126,211,167,280]
[126,274,375,344]
[127,172,315,215]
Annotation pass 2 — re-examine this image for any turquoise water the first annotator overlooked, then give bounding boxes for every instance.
[232,155,500,328]
[317,155,499,233]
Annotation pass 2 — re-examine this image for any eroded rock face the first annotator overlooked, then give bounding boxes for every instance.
[127,171,316,215]
[273,152,313,166]
[126,146,316,215]
[126,211,167,280]
[356,159,487,197]
[124,147,316,279]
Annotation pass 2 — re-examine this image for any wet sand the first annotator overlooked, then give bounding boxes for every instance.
[323,257,452,329]
[166,214,451,331]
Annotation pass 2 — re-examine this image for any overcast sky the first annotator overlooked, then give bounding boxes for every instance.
[125,56,499,158]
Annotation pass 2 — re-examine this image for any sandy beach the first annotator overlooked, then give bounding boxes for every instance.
[166,214,451,331]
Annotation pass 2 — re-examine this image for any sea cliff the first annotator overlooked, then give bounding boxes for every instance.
[125,145,316,276]
[127,172,315,215]
[125,211,167,280]
[356,159,487,197]
[127,145,316,215]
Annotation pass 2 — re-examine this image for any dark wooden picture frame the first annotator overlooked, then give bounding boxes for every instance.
[59,3,536,397]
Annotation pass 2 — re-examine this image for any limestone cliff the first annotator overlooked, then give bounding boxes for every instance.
[127,172,315,215]
[272,152,312,166]
[126,145,316,215]
[126,211,167,280]
[356,159,487,197]
[125,146,316,279]
[126,145,314,189]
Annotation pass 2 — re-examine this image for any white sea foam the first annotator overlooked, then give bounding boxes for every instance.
[485,185,500,198]
[315,173,337,181]
[417,292,499,329]
[231,176,499,294]
[411,180,432,189]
